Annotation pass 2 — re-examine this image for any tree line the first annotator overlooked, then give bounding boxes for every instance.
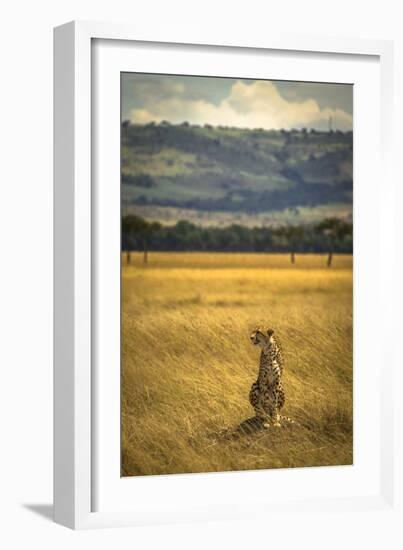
[122,215,352,266]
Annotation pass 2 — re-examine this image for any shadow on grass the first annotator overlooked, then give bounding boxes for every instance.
[209,415,298,444]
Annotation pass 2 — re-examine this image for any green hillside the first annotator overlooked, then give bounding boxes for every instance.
[121,122,352,225]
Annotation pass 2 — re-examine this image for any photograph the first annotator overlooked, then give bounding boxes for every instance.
[120,72,353,477]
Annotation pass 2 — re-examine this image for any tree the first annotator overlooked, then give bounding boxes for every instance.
[121,214,353,256]
[122,215,161,264]
[315,218,351,267]
[282,225,305,264]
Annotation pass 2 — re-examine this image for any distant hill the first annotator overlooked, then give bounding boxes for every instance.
[121,122,353,226]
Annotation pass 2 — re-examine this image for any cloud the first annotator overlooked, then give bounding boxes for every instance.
[122,75,185,104]
[275,81,353,115]
[128,79,352,131]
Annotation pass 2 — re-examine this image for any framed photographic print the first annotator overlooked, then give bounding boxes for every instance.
[54,21,396,530]
[119,73,355,477]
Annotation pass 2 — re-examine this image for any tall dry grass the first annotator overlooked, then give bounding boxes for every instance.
[121,252,353,476]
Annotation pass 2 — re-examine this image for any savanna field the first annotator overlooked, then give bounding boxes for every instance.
[121,252,353,476]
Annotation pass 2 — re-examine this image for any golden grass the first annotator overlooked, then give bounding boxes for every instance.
[121,252,353,476]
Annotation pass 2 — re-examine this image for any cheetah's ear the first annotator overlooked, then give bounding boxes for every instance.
[267,328,274,336]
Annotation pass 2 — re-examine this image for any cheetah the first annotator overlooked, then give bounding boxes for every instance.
[249,327,294,428]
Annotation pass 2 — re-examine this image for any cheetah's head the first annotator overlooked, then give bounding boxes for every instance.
[250,327,274,348]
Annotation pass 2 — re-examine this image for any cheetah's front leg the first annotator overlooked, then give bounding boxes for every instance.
[272,408,281,428]
[258,391,280,428]
[255,400,272,427]
[262,406,280,428]
[262,395,281,428]
[270,394,282,427]
[249,383,272,427]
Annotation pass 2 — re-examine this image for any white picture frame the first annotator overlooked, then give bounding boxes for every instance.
[54,20,396,530]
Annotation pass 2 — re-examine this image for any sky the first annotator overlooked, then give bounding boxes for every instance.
[122,73,353,131]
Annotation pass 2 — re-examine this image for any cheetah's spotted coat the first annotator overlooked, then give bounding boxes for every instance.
[249,327,294,427]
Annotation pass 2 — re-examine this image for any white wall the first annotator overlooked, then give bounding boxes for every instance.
[0,1,401,548]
